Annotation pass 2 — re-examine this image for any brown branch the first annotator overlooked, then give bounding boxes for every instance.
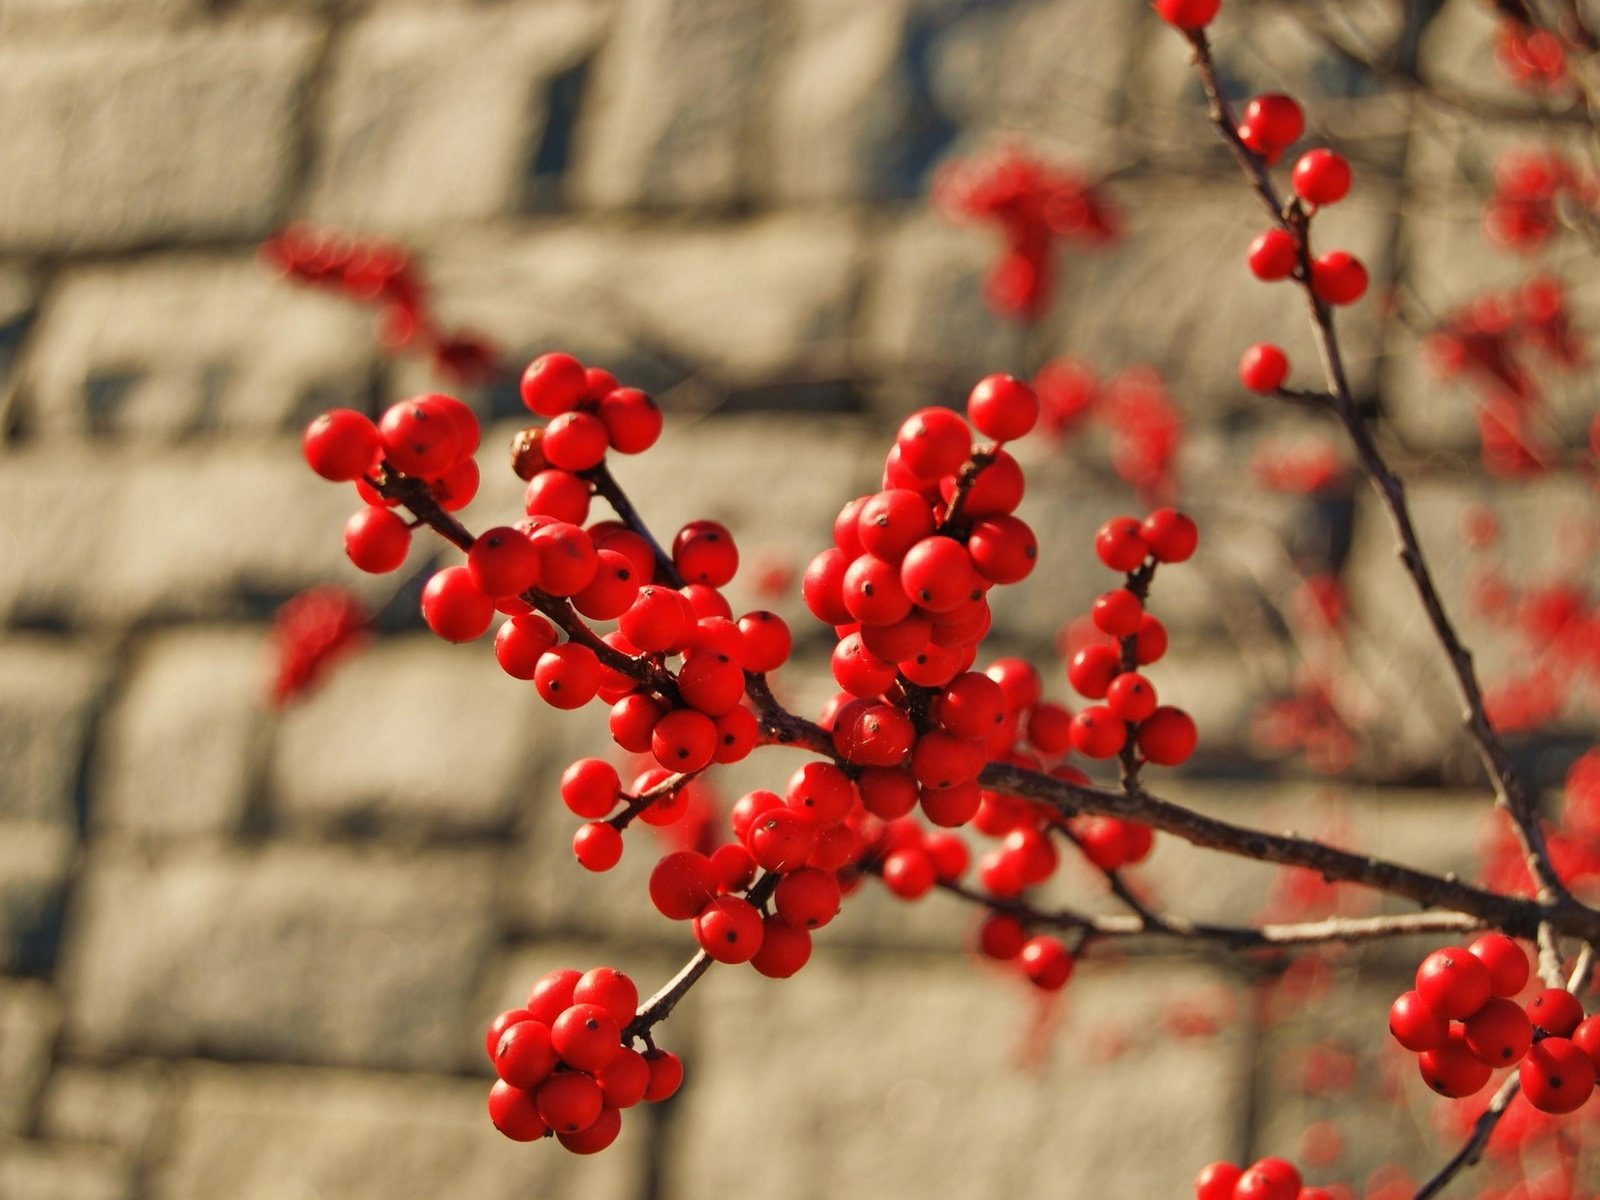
[1412,1074,1521,1200]
[608,769,701,831]
[585,460,683,587]
[1182,27,1575,950]
[937,444,1000,536]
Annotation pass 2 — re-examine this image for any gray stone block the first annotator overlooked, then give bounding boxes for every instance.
[61,843,498,1070]
[0,637,107,824]
[0,20,321,252]
[0,980,59,1135]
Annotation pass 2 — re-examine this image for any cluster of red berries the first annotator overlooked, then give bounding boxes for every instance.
[1483,751,1600,896]
[934,146,1121,319]
[1495,18,1570,93]
[263,225,497,386]
[484,966,682,1150]
[1194,1156,1332,1200]
[1033,361,1185,502]
[1060,511,1199,766]
[267,585,368,706]
[1425,277,1582,478]
[1391,936,1600,1114]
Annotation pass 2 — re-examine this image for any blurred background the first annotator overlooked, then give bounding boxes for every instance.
[2,0,1599,1195]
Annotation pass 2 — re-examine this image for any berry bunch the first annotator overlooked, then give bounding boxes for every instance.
[1484,148,1594,252]
[1389,936,1600,1115]
[1495,18,1570,93]
[263,224,497,386]
[1194,1155,1333,1200]
[267,585,368,706]
[934,146,1121,320]
[1032,361,1185,502]
[485,966,683,1151]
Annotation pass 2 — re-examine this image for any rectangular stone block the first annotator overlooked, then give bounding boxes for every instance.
[157,1063,645,1200]
[0,981,60,1135]
[62,843,498,1071]
[0,1140,133,1200]
[38,1062,171,1158]
[0,20,321,251]
[95,628,269,839]
[308,4,604,228]
[0,637,107,824]
[18,256,374,443]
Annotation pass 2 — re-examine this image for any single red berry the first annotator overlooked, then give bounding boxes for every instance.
[485,1007,534,1061]
[966,514,1038,584]
[561,758,621,819]
[431,456,479,511]
[1193,1161,1243,1200]
[1092,588,1144,637]
[573,821,623,872]
[1463,996,1533,1066]
[1106,673,1158,723]
[524,468,592,525]
[966,374,1040,442]
[344,506,412,573]
[468,526,542,597]
[543,411,610,471]
[674,521,739,588]
[694,895,765,964]
[920,780,981,827]
[1469,933,1530,997]
[1311,251,1368,305]
[422,393,481,458]
[881,847,937,899]
[521,352,588,417]
[558,1104,622,1154]
[1234,1158,1301,1200]
[901,537,979,613]
[1521,1037,1596,1113]
[1388,990,1448,1052]
[1019,936,1074,990]
[536,643,602,710]
[842,554,914,627]
[526,968,582,1024]
[1420,1030,1493,1098]
[1141,508,1198,563]
[1070,706,1126,759]
[1240,93,1304,152]
[856,765,920,818]
[1292,148,1352,206]
[787,761,859,826]
[621,586,695,653]
[1094,517,1148,571]
[598,387,663,454]
[1415,947,1492,1020]
[488,1079,548,1141]
[1025,702,1074,754]
[598,1048,650,1109]
[550,1002,622,1073]
[495,1018,558,1088]
[1134,614,1168,664]
[751,917,812,978]
[773,867,842,929]
[1154,0,1220,29]
[649,850,718,920]
[895,407,972,478]
[1136,706,1196,765]
[421,566,494,642]
[530,522,599,597]
[977,912,1027,960]
[303,409,381,481]
[379,397,462,479]
[573,967,639,1029]
[573,549,641,622]
[1527,987,1585,1036]
[937,672,1009,739]
[536,1071,604,1134]
[650,708,718,772]
[1068,643,1121,699]
[642,1049,684,1102]
[1573,1015,1600,1074]
[1239,343,1289,393]
[737,611,792,673]
[1250,234,1302,293]
[746,808,817,873]
[857,490,937,564]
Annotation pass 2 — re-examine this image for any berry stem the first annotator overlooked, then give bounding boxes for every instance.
[584,460,683,587]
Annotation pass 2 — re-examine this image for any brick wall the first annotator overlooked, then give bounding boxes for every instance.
[0,1,1592,1196]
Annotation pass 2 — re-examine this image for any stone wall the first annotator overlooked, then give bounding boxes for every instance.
[0,0,1593,1196]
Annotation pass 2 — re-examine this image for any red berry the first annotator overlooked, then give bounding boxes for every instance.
[937,672,1009,739]
[530,522,599,597]
[831,632,898,697]
[651,708,718,772]
[485,1007,534,1061]
[1194,1161,1243,1200]
[1019,935,1074,990]
[1292,148,1352,206]
[1154,0,1220,29]
[1246,228,1299,281]
[881,848,936,899]
[598,387,663,454]
[379,397,462,479]
[967,514,1038,584]
[1239,343,1289,393]
[468,526,541,597]
[1068,643,1121,699]
[488,1079,548,1141]
[551,1003,622,1073]
[920,780,981,827]
[1092,588,1143,637]
[573,549,642,621]
[521,352,587,417]
[774,867,842,929]
[1527,987,1586,1036]
[1388,990,1448,1052]
[1137,706,1197,766]
[573,821,623,871]
[737,611,792,673]
[304,409,381,482]
[694,895,765,963]
[558,1104,622,1154]
[1463,996,1533,1066]
[526,968,581,1024]
[895,407,972,478]
[901,537,979,613]
[649,850,718,920]
[344,506,412,573]
[843,554,913,627]
[421,566,494,642]
[1094,517,1148,571]
[642,1049,684,1102]
[674,521,739,588]
[1469,933,1530,997]
[536,643,602,710]
[746,808,817,873]
[1025,702,1074,754]
[1234,1158,1301,1200]
[978,912,1027,960]
[598,1048,650,1109]
[495,1019,558,1088]
[966,374,1040,442]
[1134,614,1168,664]
[1573,1015,1600,1073]
[1141,508,1198,563]
[536,1071,604,1134]
[1521,1037,1596,1113]
[524,469,592,524]
[1415,946,1493,1020]
[1106,673,1158,723]
[543,411,610,471]
[1240,93,1305,152]
[573,967,639,1029]
[787,762,858,826]
[1311,251,1368,305]
[750,917,812,978]
[561,758,621,819]
[1070,706,1126,759]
